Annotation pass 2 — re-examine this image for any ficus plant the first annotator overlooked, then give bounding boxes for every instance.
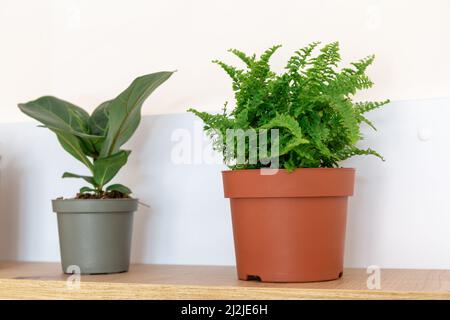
[188,42,389,170]
[19,71,174,198]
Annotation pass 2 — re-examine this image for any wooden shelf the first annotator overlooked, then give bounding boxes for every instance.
[0,262,450,299]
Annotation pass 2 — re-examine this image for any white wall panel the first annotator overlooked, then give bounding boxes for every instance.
[1,98,450,269]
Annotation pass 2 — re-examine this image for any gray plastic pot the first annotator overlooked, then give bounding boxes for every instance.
[52,198,138,275]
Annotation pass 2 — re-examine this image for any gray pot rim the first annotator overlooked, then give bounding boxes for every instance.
[52,198,139,213]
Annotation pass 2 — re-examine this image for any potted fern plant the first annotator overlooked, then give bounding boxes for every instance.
[189,42,389,282]
[18,71,173,274]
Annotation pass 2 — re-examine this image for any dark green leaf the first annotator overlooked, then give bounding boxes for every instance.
[18,96,101,139]
[93,150,130,187]
[106,184,132,195]
[18,96,103,159]
[62,172,96,186]
[79,186,96,194]
[88,100,110,154]
[89,100,110,136]
[100,71,174,157]
[56,132,93,171]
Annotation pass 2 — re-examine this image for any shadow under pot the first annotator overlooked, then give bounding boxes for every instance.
[52,198,138,275]
[222,168,355,283]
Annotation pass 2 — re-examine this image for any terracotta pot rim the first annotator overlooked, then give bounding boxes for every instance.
[222,167,355,174]
[222,167,355,198]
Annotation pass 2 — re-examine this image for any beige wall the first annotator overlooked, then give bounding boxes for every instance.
[1,0,449,122]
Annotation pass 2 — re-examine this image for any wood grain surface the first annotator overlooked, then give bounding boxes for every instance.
[0,262,449,300]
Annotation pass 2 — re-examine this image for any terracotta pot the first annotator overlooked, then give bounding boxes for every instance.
[222,168,355,283]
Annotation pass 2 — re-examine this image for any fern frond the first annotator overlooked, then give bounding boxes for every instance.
[340,146,384,161]
[357,115,377,130]
[319,41,341,67]
[351,55,375,75]
[304,42,341,91]
[286,41,321,73]
[228,49,255,67]
[190,43,388,169]
[260,45,282,63]
[354,100,390,114]
[212,60,242,83]
[261,114,309,156]
[332,100,360,143]
[187,108,232,134]
[261,114,303,139]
